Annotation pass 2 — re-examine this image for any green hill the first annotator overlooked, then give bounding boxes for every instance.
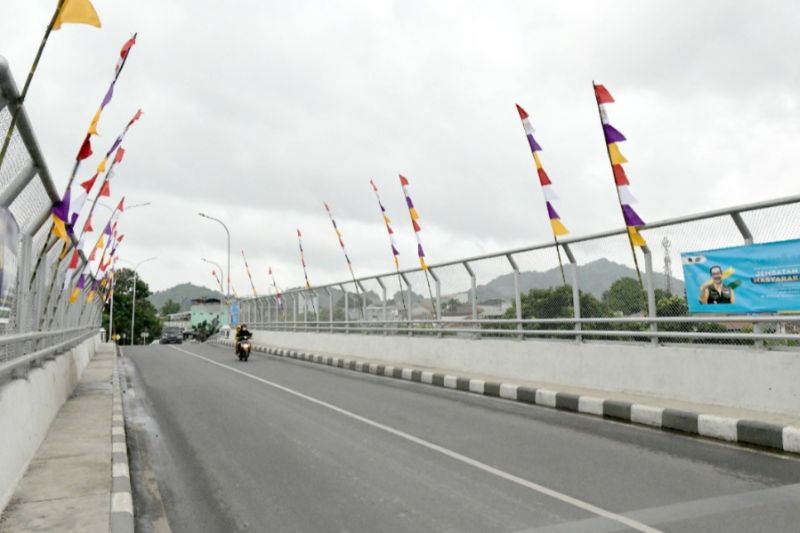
[148,283,224,313]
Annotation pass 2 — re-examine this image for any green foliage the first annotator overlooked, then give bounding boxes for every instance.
[602,277,645,316]
[192,317,220,342]
[103,268,162,345]
[160,299,181,315]
[148,282,224,312]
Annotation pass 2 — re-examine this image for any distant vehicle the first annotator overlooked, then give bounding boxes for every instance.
[160,327,183,344]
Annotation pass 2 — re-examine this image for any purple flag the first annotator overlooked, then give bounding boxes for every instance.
[545,201,560,220]
[103,223,113,236]
[51,188,71,222]
[101,83,115,108]
[526,134,542,153]
[603,124,626,144]
[391,245,399,256]
[406,196,414,209]
[621,204,645,227]
[417,243,425,257]
[76,274,86,290]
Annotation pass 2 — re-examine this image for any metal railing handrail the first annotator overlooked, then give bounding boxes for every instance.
[0,325,96,348]
[0,327,98,379]
[239,192,800,298]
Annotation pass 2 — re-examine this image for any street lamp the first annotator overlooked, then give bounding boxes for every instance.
[198,212,230,298]
[201,257,224,293]
[120,256,157,345]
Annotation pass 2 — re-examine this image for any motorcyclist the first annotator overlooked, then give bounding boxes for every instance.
[235,324,252,354]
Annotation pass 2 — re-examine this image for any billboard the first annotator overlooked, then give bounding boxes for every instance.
[681,238,800,314]
[0,208,19,324]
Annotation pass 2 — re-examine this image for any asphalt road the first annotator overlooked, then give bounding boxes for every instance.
[121,342,800,533]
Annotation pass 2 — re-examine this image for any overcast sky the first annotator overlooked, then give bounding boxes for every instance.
[1,1,798,296]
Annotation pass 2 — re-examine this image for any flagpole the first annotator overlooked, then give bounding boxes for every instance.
[241,250,258,298]
[323,203,365,320]
[592,81,644,292]
[0,1,67,174]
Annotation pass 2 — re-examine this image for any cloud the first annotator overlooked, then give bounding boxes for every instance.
[1,0,799,294]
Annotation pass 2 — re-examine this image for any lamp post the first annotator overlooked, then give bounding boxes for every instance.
[121,256,157,345]
[201,257,225,293]
[104,202,150,343]
[198,212,230,299]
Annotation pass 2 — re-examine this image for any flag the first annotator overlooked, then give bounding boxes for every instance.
[53,0,101,30]
[370,179,401,268]
[516,104,569,238]
[399,175,428,269]
[83,216,93,233]
[98,179,110,197]
[268,267,282,304]
[297,229,312,289]
[323,202,356,277]
[114,147,125,163]
[77,135,93,160]
[593,83,646,247]
[117,197,125,212]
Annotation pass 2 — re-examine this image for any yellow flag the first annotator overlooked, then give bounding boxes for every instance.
[69,287,81,304]
[608,143,628,165]
[96,158,107,173]
[96,235,104,249]
[53,0,101,30]
[51,215,69,242]
[87,290,96,303]
[532,152,543,170]
[550,218,569,237]
[627,226,647,247]
[409,208,419,221]
[88,108,102,136]
[419,257,428,270]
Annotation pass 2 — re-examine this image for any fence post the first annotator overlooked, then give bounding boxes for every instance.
[731,211,763,347]
[340,284,349,334]
[356,280,367,333]
[16,232,33,334]
[463,261,478,338]
[562,244,582,342]
[376,276,387,335]
[506,254,522,339]
[324,287,333,333]
[291,293,297,331]
[427,267,441,336]
[642,245,658,345]
[400,273,412,336]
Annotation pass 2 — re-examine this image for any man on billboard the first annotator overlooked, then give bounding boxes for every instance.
[699,265,735,305]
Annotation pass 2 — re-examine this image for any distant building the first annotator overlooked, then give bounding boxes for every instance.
[164,311,191,334]
[190,298,230,329]
[478,298,512,317]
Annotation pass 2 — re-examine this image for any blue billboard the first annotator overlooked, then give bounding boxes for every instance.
[681,238,800,314]
[230,301,240,325]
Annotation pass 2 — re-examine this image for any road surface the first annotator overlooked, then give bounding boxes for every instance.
[120,342,800,532]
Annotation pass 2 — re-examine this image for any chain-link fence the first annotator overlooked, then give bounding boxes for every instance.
[0,58,102,373]
[239,193,800,349]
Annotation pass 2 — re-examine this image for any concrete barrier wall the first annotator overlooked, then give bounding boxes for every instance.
[251,331,800,416]
[0,335,103,512]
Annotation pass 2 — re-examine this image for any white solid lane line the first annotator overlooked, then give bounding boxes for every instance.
[169,345,662,533]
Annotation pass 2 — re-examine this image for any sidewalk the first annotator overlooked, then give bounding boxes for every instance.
[219,338,800,454]
[0,344,124,533]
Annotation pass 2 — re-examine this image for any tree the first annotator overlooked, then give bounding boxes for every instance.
[103,268,162,345]
[602,277,645,316]
[160,298,180,315]
[502,285,611,329]
[193,317,220,342]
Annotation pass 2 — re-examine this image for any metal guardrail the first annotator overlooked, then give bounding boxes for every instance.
[236,190,800,348]
[0,326,98,379]
[0,57,102,368]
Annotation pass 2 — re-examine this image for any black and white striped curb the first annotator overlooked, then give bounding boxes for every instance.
[218,340,800,454]
[111,348,134,533]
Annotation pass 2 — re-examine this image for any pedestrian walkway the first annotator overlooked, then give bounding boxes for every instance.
[0,345,116,532]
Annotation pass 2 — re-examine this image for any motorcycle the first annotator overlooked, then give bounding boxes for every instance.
[236,339,252,361]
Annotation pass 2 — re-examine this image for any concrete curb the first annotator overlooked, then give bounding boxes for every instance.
[217,339,800,455]
[110,347,134,533]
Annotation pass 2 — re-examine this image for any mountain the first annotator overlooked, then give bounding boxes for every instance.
[475,258,684,301]
[148,283,224,313]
